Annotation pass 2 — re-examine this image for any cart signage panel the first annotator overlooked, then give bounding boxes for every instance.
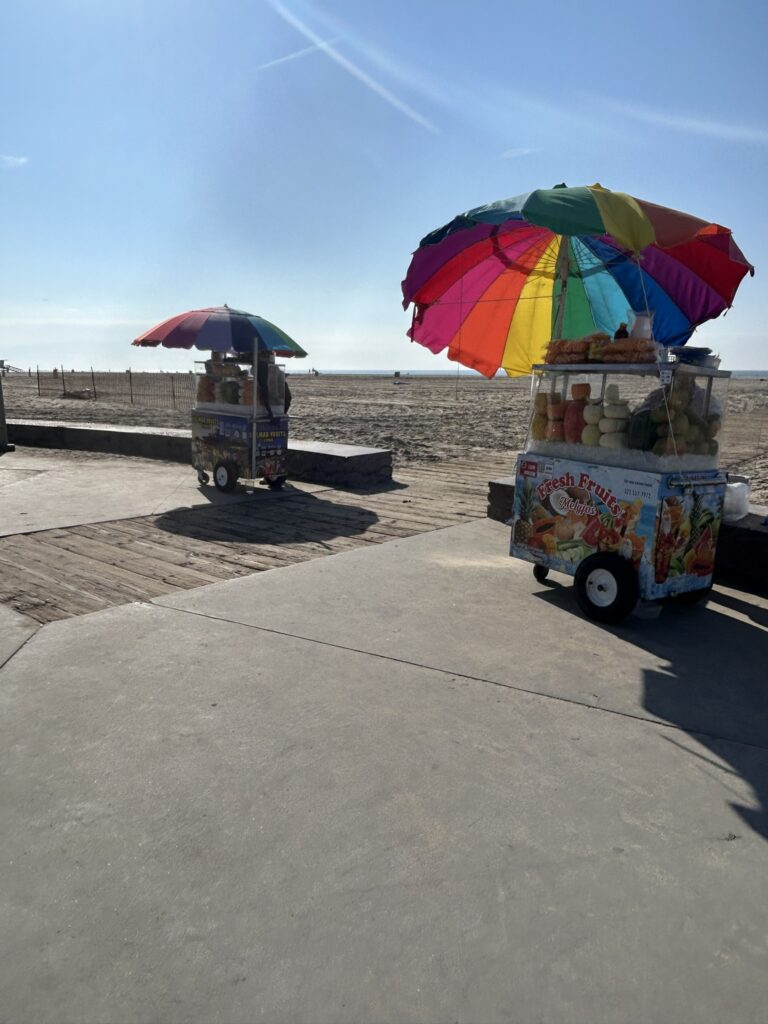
[511,455,723,599]
[254,419,288,450]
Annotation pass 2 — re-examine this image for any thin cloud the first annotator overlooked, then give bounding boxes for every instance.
[0,316,148,327]
[1,155,29,169]
[595,97,768,145]
[257,38,340,71]
[501,147,539,159]
[266,0,439,133]
[288,3,448,107]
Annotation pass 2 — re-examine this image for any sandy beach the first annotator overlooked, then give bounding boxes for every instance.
[4,372,768,502]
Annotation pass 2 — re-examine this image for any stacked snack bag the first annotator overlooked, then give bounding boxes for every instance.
[544,327,656,365]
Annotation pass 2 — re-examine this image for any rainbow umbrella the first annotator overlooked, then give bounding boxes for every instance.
[401,183,753,377]
[133,305,307,358]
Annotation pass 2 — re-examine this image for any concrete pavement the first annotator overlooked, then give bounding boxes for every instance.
[0,448,325,537]
[1,518,767,1023]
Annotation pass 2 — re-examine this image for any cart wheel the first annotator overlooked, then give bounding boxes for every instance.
[574,553,639,624]
[197,470,210,486]
[267,475,286,492]
[533,564,549,583]
[671,585,713,606]
[213,461,238,493]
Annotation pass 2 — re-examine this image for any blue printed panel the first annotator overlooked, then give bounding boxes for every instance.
[510,455,723,600]
[510,455,659,584]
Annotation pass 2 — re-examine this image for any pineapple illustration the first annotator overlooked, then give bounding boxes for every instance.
[688,492,714,548]
[514,481,536,545]
[688,493,704,546]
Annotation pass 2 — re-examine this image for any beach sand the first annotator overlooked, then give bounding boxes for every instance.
[4,372,768,502]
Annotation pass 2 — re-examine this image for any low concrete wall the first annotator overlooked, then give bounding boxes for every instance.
[9,421,190,462]
[487,475,767,596]
[7,421,392,488]
[288,441,392,487]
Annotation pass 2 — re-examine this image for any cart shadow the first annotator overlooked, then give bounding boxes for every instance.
[153,488,380,547]
[533,578,768,842]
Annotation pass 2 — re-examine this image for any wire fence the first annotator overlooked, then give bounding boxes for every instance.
[2,367,197,410]
[2,365,767,492]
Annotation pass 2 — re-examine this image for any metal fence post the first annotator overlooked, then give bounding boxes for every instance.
[128,369,134,404]
[36,366,41,396]
[170,374,176,408]
[90,366,97,400]
[0,374,11,452]
[61,364,67,394]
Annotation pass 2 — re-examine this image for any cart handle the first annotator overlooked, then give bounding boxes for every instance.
[666,474,727,490]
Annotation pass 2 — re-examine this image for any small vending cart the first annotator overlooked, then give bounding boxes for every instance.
[132,305,307,492]
[192,351,291,491]
[510,339,730,623]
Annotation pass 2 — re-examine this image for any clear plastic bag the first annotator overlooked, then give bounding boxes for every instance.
[723,478,751,522]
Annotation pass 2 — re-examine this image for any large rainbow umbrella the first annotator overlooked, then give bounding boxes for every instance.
[133,305,307,358]
[401,183,753,377]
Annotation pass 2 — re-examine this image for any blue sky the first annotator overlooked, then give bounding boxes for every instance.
[1,0,766,372]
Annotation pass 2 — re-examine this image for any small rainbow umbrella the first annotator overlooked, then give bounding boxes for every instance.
[401,183,753,377]
[133,305,307,358]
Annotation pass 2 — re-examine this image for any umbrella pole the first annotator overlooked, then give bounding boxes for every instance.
[553,235,570,339]
[634,253,653,322]
[251,338,257,481]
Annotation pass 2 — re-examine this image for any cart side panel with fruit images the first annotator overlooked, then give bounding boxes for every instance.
[651,475,723,597]
[511,458,660,587]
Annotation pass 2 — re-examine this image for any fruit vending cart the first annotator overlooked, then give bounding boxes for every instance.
[132,305,307,492]
[510,342,730,623]
[192,351,290,492]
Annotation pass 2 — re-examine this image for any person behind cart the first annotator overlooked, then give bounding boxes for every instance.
[256,350,291,417]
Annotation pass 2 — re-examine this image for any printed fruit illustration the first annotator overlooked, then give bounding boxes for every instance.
[688,493,716,547]
[542,533,558,555]
[514,480,536,544]
[533,517,558,536]
[554,517,575,540]
[566,487,590,502]
[684,526,716,576]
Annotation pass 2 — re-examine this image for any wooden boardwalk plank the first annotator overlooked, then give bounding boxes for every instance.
[0,460,492,624]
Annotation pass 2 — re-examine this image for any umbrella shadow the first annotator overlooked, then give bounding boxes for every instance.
[533,577,768,842]
[153,487,380,548]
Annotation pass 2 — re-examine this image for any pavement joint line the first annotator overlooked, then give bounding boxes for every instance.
[0,627,40,674]
[156,603,768,757]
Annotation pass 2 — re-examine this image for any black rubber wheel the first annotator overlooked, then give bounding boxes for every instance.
[574,553,639,624]
[533,564,549,583]
[213,461,238,493]
[671,584,713,606]
[267,475,286,492]
[197,470,210,486]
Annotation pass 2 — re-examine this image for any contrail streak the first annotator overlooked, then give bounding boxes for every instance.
[257,39,339,71]
[267,0,439,133]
